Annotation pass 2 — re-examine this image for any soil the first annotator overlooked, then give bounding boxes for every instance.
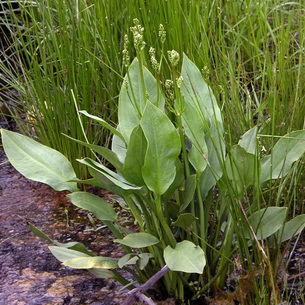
[0,139,130,305]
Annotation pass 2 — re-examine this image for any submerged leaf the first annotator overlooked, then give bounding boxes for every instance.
[64,134,123,172]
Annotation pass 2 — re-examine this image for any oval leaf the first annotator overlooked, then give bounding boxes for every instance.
[141,102,181,195]
[246,207,287,240]
[164,240,206,274]
[260,130,305,184]
[276,214,305,243]
[181,54,222,125]
[1,129,78,191]
[67,192,117,221]
[114,233,159,248]
[49,246,90,262]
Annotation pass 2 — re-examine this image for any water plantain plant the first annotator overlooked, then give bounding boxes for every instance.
[2,50,305,304]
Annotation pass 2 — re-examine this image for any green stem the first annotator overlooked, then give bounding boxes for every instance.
[155,194,176,247]
[196,178,206,251]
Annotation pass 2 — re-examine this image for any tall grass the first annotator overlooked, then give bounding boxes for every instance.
[1,1,305,169]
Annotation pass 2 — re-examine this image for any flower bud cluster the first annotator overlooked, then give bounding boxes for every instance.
[159,24,166,44]
[130,18,145,51]
[167,50,180,67]
[165,79,173,89]
[122,34,130,67]
[149,47,160,72]
[165,79,174,101]
[176,76,183,88]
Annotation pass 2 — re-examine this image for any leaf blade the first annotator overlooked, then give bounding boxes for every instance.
[141,102,181,195]
[1,129,78,191]
[164,240,206,273]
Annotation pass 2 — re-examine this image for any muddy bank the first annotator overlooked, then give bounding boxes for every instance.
[0,144,132,305]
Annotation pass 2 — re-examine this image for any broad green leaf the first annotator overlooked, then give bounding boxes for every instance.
[188,145,207,175]
[49,246,114,278]
[171,213,198,230]
[79,110,125,143]
[260,130,305,184]
[180,175,197,212]
[238,127,257,155]
[29,223,93,255]
[141,102,181,195]
[64,134,123,172]
[122,125,147,186]
[180,92,208,175]
[164,240,206,273]
[49,246,90,262]
[181,54,223,128]
[181,54,225,195]
[275,214,305,243]
[118,58,165,142]
[246,207,287,240]
[225,145,257,196]
[111,133,127,163]
[1,129,78,192]
[67,192,117,221]
[63,256,117,269]
[114,233,159,248]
